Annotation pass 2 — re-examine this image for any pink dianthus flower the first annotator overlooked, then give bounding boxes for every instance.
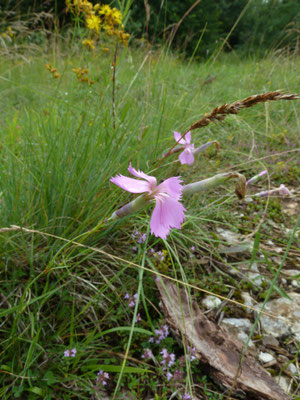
[174,131,195,165]
[110,164,186,239]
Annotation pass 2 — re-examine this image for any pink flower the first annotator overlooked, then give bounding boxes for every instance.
[278,184,291,196]
[174,131,195,165]
[110,164,186,239]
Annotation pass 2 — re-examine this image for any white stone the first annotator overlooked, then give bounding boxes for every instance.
[260,293,300,341]
[237,331,256,349]
[258,352,275,363]
[202,295,222,310]
[221,319,255,349]
[216,228,254,253]
[282,269,299,277]
[247,271,264,286]
[241,292,254,307]
[221,318,252,333]
[287,363,297,375]
[275,376,291,394]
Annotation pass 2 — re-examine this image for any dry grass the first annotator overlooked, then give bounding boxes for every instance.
[160,90,299,163]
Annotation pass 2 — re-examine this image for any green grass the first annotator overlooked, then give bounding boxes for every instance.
[0,38,299,399]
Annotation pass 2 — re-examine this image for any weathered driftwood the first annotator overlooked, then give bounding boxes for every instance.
[156,279,290,400]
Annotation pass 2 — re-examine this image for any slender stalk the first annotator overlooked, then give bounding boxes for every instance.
[112,40,119,129]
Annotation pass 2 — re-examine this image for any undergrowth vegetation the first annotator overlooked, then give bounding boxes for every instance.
[0,11,300,399]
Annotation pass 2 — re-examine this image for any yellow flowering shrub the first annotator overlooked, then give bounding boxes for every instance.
[66,0,129,48]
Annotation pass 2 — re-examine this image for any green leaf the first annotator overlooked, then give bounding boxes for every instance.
[265,278,292,300]
[81,364,153,374]
[44,370,56,385]
[26,387,44,396]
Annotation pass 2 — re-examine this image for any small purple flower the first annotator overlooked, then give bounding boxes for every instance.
[173,369,183,382]
[161,348,175,368]
[132,230,147,244]
[70,348,77,357]
[166,371,173,381]
[125,292,138,308]
[156,250,164,261]
[137,233,147,243]
[174,131,195,165]
[96,370,109,387]
[132,230,139,239]
[150,324,169,344]
[141,348,153,359]
[190,246,195,252]
[135,313,141,323]
[110,164,186,239]
[182,393,192,400]
[187,346,196,362]
[132,245,138,252]
[64,348,76,357]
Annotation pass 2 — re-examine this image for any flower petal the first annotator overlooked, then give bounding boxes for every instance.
[174,131,186,145]
[156,177,183,201]
[185,131,192,144]
[128,163,157,188]
[150,198,186,239]
[110,174,151,193]
[278,184,291,196]
[179,148,195,165]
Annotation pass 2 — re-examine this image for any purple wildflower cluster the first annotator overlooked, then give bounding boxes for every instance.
[124,292,138,308]
[149,324,169,344]
[132,230,147,244]
[64,348,77,357]
[141,348,153,359]
[160,348,176,369]
[149,248,165,261]
[96,370,109,387]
